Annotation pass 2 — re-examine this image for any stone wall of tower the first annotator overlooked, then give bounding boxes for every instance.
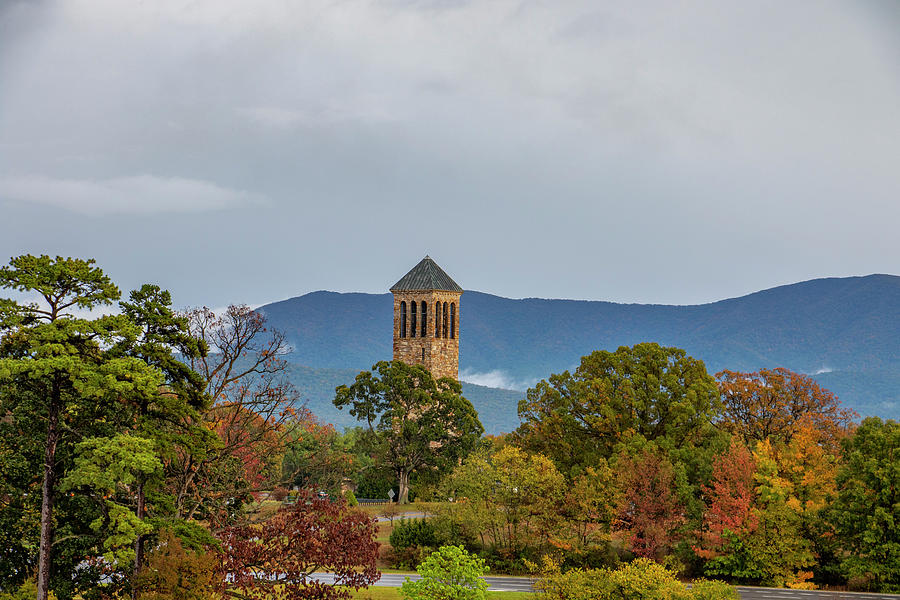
[392,290,461,380]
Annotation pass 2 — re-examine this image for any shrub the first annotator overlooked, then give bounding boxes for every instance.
[271,487,289,501]
[391,545,432,570]
[534,556,738,600]
[560,542,620,571]
[531,556,602,600]
[0,580,56,600]
[400,545,489,600]
[429,512,478,550]
[390,518,439,569]
[479,549,532,576]
[690,580,740,600]
[602,558,690,600]
[344,489,359,507]
[133,529,219,600]
[390,518,438,550]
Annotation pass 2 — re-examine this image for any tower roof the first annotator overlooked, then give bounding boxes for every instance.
[390,256,463,293]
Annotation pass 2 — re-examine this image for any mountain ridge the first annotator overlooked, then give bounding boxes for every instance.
[258,274,900,428]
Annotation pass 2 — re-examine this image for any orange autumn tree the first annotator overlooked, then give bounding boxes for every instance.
[209,401,294,492]
[696,439,817,586]
[716,368,855,452]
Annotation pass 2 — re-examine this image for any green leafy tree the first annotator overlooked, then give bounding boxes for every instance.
[553,462,620,564]
[0,255,166,599]
[399,545,489,600]
[112,284,212,581]
[829,417,900,592]
[281,416,355,495]
[515,343,722,477]
[60,434,162,568]
[334,360,483,503]
[439,446,565,556]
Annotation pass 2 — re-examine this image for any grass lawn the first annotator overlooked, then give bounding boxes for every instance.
[347,587,534,600]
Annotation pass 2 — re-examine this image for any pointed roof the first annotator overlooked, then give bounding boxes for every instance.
[390,256,463,293]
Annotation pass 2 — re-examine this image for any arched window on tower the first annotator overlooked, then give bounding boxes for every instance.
[434,302,441,338]
[450,303,456,339]
[442,302,448,338]
[400,301,407,338]
[411,300,417,338]
[421,301,427,337]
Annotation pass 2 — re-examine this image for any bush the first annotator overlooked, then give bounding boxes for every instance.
[390,518,439,569]
[390,518,438,550]
[560,543,620,571]
[134,529,219,600]
[534,557,738,600]
[344,489,359,507]
[690,580,740,600]
[400,546,489,600]
[429,512,478,550]
[0,580,56,600]
[271,487,289,501]
[391,545,433,570]
[532,557,601,600]
[602,558,690,600]
[479,549,532,576]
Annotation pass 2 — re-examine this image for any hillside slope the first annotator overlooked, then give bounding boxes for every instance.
[259,274,900,421]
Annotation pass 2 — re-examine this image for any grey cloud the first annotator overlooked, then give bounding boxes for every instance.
[0,0,897,307]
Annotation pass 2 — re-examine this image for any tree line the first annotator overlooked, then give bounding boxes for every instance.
[0,256,382,600]
[380,344,899,593]
[1,254,898,598]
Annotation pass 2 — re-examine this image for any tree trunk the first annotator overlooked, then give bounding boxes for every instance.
[37,391,60,600]
[132,480,145,598]
[398,470,410,504]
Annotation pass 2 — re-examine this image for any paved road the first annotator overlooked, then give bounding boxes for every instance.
[311,572,532,592]
[733,586,899,600]
[313,572,900,599]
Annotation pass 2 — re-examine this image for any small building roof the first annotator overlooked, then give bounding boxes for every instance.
[390,256,463,293]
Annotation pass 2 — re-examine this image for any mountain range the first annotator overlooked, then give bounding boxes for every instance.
[258,274,900,433]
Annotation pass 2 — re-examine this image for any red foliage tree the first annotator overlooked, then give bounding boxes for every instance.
[614,448,685,561]
[219,490,379,600]
[695,439,758,559]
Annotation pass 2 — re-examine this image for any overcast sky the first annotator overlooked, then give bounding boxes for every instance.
[1,0,898,308]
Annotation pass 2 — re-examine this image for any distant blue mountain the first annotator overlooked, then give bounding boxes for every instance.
[280,362,523,435]
[259,274,900,429]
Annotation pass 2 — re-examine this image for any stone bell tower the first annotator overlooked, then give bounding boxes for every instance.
[391,256,463,380]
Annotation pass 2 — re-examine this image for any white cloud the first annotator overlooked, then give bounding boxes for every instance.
[0,175,264,216]
[459,368,537,392]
